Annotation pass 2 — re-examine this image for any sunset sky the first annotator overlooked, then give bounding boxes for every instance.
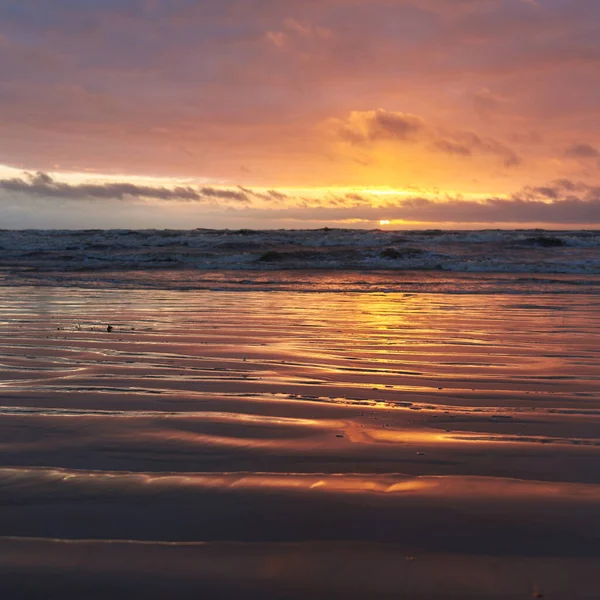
[1,0,599,228]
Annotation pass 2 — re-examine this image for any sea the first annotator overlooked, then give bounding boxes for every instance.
[1,227,600,293]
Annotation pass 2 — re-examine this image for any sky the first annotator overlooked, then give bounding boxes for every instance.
[0,0,599,229]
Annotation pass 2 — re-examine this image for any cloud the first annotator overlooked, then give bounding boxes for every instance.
[198,187,249,202]
[0,0,597,195]
[0,172,250,203]
[232,180,600,225]
[431,140,472,156]
[265,17,332,49]
[332,109,520,166]
[565,143,600,158]
[334,109,426,144]
[456,133,521,167]
[470,87,505,119]
[3,170,600,228]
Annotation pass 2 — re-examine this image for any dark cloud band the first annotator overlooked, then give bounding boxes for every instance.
[0,172,250,203]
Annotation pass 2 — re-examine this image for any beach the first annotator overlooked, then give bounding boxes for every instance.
[3,0,600,594]
[0,274,599,598]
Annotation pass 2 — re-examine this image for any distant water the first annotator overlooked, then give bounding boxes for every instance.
[2,228,600,294]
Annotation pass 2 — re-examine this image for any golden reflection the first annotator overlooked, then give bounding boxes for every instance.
[5,285,598,513]
[228,474,433,494]
[352,427,448,445]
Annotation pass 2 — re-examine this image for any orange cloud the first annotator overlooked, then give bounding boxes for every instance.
[330,109,520,168]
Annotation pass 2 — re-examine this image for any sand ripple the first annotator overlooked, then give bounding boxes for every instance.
[1,286,600,597]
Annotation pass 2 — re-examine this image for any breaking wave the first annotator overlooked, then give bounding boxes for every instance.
[2,228,600,292]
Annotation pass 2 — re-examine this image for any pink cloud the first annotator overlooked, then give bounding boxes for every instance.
[0,0,597,209]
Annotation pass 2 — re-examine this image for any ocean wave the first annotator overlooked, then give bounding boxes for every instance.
[1,229,600,285]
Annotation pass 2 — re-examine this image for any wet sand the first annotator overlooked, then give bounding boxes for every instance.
[1,286,600,597]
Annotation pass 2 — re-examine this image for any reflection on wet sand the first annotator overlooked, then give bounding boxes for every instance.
[1,287,600,597]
